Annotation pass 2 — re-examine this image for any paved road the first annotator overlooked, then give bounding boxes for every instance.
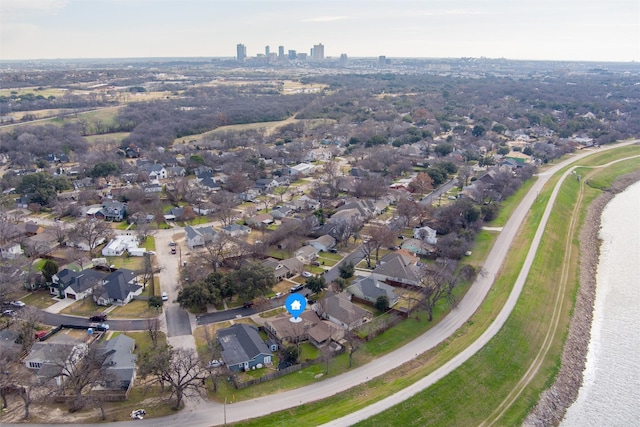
[419,177,456,206]
[40,312,151,331]
[22,142,637,427]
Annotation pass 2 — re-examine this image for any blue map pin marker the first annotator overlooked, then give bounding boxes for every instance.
[285,293,307,323]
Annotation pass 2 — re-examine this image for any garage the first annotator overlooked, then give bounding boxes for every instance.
[66,293,76,299]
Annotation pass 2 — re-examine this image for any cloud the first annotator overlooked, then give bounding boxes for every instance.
[303,16,349,23]
[1,0,69,11]
[418,9,485,17]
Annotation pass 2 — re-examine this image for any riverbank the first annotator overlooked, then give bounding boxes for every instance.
[524,169,640,426]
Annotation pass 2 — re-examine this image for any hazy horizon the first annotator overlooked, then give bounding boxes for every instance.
[2,0,639,62]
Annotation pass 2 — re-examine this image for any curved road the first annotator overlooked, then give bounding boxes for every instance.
[23,141,637,427]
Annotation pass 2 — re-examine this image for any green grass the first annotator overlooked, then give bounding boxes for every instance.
[109,298,159,319]
[60,297,101,317]
[231,145,640,426]
[20,290,58,309]
[144,236,156,251]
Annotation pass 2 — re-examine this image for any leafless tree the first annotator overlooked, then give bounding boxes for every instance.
[413,261,476,321]
[53,345,108,412]
[71,218,112,257]
[343,329,362,368]
[146,317,164,349]
[17,306,43,353]
[211,191,240,227]
[157,347,207,409]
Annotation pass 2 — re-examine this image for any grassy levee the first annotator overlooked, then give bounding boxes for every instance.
[231,145,640,427]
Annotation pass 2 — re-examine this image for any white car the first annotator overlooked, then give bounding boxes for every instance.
[301,271,312,278]
[161,292,168,301]
[208,360,223,368]
[10,300,25,308]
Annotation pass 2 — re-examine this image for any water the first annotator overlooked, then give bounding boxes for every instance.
[561,182,640,426]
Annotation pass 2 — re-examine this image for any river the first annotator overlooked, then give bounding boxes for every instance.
[561,181,640,426]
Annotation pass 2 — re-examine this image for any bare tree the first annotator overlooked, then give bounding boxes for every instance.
[146,317,164,349]
[343,329,362,368]
[53,345,107,411]
[414,261,476,321]
[18,306,43,353]
[71,218,111,257]
[159,348,207,409]
[211,191,240,227]
[322,158,341,199]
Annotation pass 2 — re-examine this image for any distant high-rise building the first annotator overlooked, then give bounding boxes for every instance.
[265,45,270,56]
[288,50,297,60]
[236,43,247,61]
[340,53,348,67]
[312,43,324,60]
[278,46,285,59]
[378,55,386,66]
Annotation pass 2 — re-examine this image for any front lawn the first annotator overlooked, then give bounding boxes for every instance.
[20,290,58,310]
[109,299,160,319]
[60,297,101,317]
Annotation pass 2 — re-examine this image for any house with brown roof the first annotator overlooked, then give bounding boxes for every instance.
[262,257,304,281]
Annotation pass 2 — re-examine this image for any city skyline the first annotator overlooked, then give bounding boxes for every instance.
[1,0,639,62]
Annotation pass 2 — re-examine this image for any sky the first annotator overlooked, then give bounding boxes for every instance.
[1,0,639,62]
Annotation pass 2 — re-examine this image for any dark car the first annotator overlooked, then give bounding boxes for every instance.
[328,248,338,253]
[243,301,254,308]
[89,314,107,322]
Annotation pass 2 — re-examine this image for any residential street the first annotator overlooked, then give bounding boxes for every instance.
[22,142,635,427]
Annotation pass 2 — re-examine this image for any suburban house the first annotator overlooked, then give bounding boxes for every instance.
[371,252,422,288]
[264,311,341,348]
[261,257,304,281]
[23,229,59,256]
[51,268,107,299]
[347,276,400,307]
[270,206,293,220]
[313,292,373,331]
[140,164,167,180]
[246,213,274,228]
[185,225,218,249]
[401,238,436,257]
[142,183,163,193]
[254,178,278,193]
[94,269,142,306]
[295,245,318,264]
[24,337,87,387]
[98,334,137,390]
[101,234,146,257]
[287,163,315,176]
[221,223,251,237]
[306,235,336,252]
[95,201,127,222]
[217,324,272,372]
[0,242,23,259]
[413,225,438,245]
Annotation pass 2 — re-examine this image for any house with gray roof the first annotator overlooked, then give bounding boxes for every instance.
[185,225,218,249]
[347,276,399,307]
[306,234,336,252]
[313,292,372,331]
[99,334,137,390]
[217,324,272,372]
[51,268,107,300]
[94,269,142,306]
[221,223,251,237]
[371,252,422,287]
[262,257,304,281]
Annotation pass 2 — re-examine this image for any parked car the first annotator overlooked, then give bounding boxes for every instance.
[169,241,176,246]
[90,323,109,331]
[243,301,254,308]
[161,292,168,301]
[10,300,25,308]
[130,409,146,420]
[310,261,320,266]
[34,330,48,340]
[89,314,108,322]
[208,360,223,368]
[171,247,176,254]
[290,284,304,293]
[2,309,16,317]
[301,271,312,278]
[328,248,338,253]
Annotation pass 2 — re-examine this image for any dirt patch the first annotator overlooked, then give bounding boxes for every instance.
[524,170,640,426]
